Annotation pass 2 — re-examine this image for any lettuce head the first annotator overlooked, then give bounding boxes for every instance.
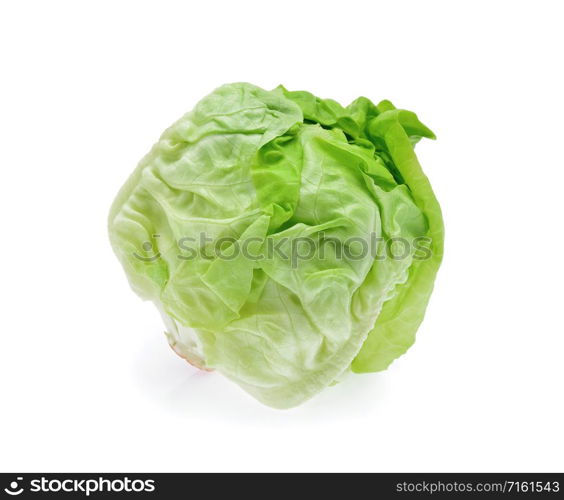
[108,83,444,408]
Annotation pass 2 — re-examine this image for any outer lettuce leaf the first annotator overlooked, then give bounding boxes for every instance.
[351,108,444,372]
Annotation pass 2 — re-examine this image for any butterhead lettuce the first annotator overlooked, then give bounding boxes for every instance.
[108,83,443,408]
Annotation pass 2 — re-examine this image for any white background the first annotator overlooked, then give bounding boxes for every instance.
[1,0,563,473]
